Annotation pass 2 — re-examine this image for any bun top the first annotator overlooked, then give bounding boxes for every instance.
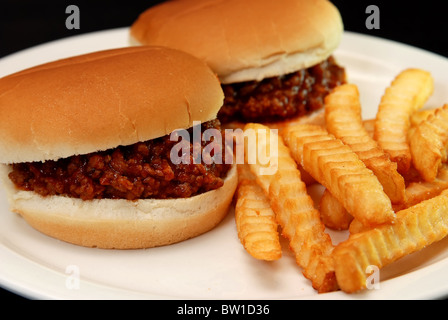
[130,0,343,84]
[0,46,224,164]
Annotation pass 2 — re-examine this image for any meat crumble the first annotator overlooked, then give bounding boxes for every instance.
[8,120,231,200]
[218,56,346,123]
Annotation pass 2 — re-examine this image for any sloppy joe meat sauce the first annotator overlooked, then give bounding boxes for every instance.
[218,56,346,123]
[9,120,231,201]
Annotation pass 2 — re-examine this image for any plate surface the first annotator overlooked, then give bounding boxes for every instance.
[1,28,448,300]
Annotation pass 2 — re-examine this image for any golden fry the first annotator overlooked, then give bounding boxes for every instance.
[350,165,448,233]
[319,189,353,230]
[362,119,375,139]
[235,164,282,261]
[283,124,395,227]
[334,191,448,293]
[325,84,406,204]
[228,68,448,295]
[243,123,337,293]
[397,164,448,211]
[281,124,330,167]
[269,168,337,293]
[409,104,448,182]
[374,68,434,174]
[410,109,436,127]
[348,219,368,234]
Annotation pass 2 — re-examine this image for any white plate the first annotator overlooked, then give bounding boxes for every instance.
[1,28,448,300]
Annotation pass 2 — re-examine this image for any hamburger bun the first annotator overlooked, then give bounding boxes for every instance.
[0,46,224,164]
[130,0,343,84]
[0,46,237,249]
[0,164,237,249]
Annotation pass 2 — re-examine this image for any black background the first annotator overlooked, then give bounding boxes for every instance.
[0,0,447,300]
[1,1,447,59]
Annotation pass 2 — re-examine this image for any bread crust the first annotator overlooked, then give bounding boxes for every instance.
[0,46,224,163]
[0,164,238,249]
[130,0,343,83]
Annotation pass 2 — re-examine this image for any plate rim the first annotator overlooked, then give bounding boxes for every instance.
[1,27,448,300]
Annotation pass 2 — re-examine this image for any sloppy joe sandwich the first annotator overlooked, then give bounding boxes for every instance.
[130,0,346,126]
[0,46,238,249]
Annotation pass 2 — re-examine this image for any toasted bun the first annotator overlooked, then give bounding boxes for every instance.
[130,0,343,84]
[0,164,237,249]
[0,46,224,164]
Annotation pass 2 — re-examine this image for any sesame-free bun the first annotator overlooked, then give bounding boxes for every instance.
[0,164,237,249]
[130,0,343,84]
[0,46,237,249]
[0,46,224,164]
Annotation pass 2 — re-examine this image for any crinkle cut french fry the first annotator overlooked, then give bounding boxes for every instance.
[281,124,330,168]
[283,124,395,227]
[409,104,448,182]
[374,68,434,174]
[410,109,437,127]
[396,164,448,211]
[242,123,279,191]
[348,219,368,234]
[350,165,448,234]
[319,189,353,231]
[362,119,375,139]
[325,84,405,204]
[235,164,282,261]
[243,123,337,293]
[334,191,448,293]
[269,169,337,293]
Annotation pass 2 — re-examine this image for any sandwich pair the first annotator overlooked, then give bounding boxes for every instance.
[0,0,345,248]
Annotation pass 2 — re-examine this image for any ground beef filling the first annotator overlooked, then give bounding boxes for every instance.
[9,120,231,201]
[218,56,346,123]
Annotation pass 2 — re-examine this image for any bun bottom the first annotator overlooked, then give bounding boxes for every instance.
[0,164,237,249]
